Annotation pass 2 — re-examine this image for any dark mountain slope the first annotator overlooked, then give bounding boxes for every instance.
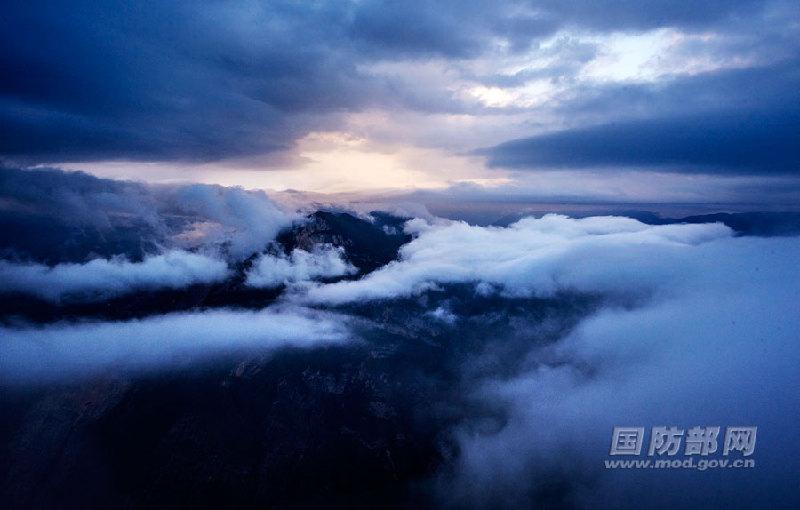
[278,211,410,274]
[0,288,595,509]
[0,211,410,324]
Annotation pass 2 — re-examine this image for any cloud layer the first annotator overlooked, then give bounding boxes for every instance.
[2,0,797,185]
[486,103,800,175]
[443,235,800,508]
[0,166,294,263]
[1,205,798,506]
[295,214,800,507]
[307,215,733,304]
[0,250,230,302]
[0,307,349,383]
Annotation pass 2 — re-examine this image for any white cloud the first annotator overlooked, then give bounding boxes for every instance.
[430,229,800,507]
[291,213,800,506]
[306,214,733,304]
[157,183,296,258]
[0,250,230,302]
[245,245,356,288]
[0,307,350,383]
[2,167,299,263]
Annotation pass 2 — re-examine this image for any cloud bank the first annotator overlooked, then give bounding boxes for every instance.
[294,213,800,507]
[1,206,798,506]
[307,215,733,304]
[444,234,800,508]
[157,182,293,258]
[0,307,349,383]
[0,166,294,263]
[0,250,230,302]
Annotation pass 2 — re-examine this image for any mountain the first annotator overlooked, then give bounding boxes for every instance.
[0,211,409,324]
[278,210,411,275]
[0,285,592,509]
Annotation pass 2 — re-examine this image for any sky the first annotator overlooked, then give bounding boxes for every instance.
[1,0,799,205]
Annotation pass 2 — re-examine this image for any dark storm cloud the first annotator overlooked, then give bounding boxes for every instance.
[485,57,800,175]
[486,106,800,174]
[0,1,366,162]
[562,56,800,122]
[537,0,767,31]
[1,0,789,163]
[0,0,521,163]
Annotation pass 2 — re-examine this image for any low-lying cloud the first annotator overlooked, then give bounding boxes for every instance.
[293,213,799,507]
[0,250,230,302]
[2,205,798,506]
[245,246,355,288]
[0,307,350,383]
[0,166,295,263]
[158,182,294,259]
[306,214,733,304]
[443,234,800,508]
